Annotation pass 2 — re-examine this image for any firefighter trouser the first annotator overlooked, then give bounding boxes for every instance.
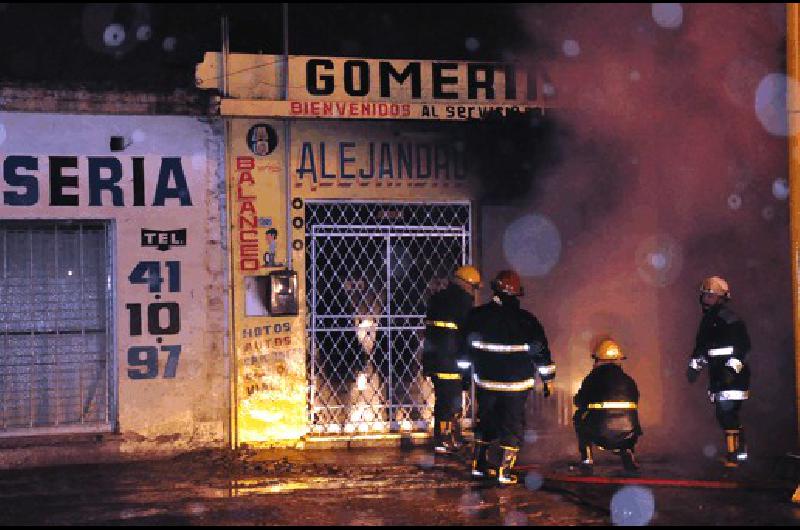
[573,410,592,453]
[433,375,463,423]
[715,400,742,431]
[475,388,528,448]
[573,410,639,452]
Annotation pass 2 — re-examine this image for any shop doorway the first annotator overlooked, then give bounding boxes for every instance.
[306,201,471,435]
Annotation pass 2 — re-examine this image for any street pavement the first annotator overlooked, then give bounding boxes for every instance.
[0,441,798,526]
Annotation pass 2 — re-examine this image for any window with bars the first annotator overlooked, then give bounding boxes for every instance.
[0,220,114,435]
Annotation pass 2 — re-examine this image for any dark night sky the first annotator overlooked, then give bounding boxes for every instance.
[0,3,530,90]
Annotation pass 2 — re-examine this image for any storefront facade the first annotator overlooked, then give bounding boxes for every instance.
[0,54,551,454]
[0,111,228,452]
[197,52,551,446]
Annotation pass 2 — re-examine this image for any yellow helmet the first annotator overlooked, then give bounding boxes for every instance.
[593,339,625,361]
[700,276,730,298]
[454,265,481,287]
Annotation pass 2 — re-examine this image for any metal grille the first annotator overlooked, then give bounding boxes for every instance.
[306,201,471,435]
[0,220,114,435]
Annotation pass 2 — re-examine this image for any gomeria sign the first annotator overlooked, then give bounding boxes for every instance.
[214,55,554,120]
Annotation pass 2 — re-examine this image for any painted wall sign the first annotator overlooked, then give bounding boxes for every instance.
[242,322,292,339]
[1,156,192,206]
[141,229,187,251]
[293,140,467,191]
[125,260,183,379]
[299,58,545,102]
[228,119,307,444]
[196,53,555,120]
[223,100,547,121]
[235,155,260,272]
[290,121,474,200]
[246,123,279,156]
[289,101,534,120]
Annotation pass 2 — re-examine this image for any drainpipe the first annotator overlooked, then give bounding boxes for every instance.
[283,3,293,268]
[221,15,230,98]
[788,3,800,450]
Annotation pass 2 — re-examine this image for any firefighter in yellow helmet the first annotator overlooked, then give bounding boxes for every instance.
[573,337,642,474]
[462,269,556,484]
[687,276,751,467]
[422,265,480,454]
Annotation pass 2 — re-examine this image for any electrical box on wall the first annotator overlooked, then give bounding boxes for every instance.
[267,269,298,316]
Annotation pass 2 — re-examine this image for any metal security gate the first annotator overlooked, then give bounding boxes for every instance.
[0,220,114,436]
[306,201,471,435]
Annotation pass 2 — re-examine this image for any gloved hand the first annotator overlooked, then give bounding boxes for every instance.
[725,357,744,375]
[686,367,699,383]
[542,381,552,397]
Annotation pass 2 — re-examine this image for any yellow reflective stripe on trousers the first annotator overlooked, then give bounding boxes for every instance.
[587,401,638,410]
[712,390,749,401]
[708,346,734,357]
[434,373,462,380]
[425,320,458,330]
[473,375,536,391]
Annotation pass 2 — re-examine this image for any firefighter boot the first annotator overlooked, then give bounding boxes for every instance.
[471,440,491,478]
[724,429,741,468]
[497,446,520,485]
[736,429,749,464]
[620,449,640,474]
[575,444,594,475]
[441,420,463,454]
[434,421,452,454]
[449,416,465,452]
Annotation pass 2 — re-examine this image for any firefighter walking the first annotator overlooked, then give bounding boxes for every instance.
[462,270,556,484]
[687,276,751,467]
[422,265,481,454]
[573,338,642,474]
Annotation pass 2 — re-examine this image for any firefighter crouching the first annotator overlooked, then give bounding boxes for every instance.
[462,270,556,484]
[422,265,481,454]
[573,338,642,474]
[687,276,751,468]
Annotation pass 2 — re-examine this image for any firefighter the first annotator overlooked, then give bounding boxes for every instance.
[462,269,555,484]
[573,338,642,474]
[422,265,481,454]
[687,276,751,467]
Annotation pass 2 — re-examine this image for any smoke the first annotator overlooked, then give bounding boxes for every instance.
[483,4,792,457]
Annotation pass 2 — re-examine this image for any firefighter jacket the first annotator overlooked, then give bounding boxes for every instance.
[461,294,555,392]
[573,363,642,449]
[689,304,751,402]
[421,283,474,376]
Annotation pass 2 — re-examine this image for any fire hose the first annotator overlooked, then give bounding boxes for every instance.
[512,464,788,491]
